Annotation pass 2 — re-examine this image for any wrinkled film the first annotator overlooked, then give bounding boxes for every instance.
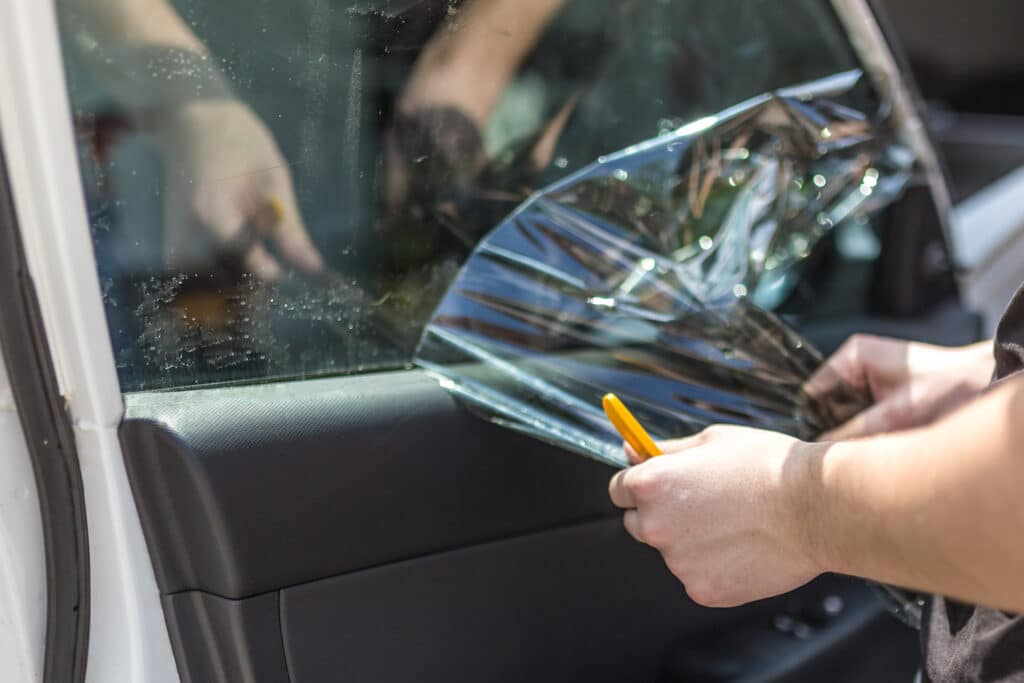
[415,70,910,468]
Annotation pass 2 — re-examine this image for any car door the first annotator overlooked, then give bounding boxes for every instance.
[0,1,984,682]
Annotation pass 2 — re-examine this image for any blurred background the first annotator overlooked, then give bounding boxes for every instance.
[878,0,1024,331]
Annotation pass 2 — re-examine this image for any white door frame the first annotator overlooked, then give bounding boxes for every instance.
[0,356,46,683]
[0,1,179,681]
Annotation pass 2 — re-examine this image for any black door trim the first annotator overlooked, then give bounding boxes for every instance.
[0,146,90,682]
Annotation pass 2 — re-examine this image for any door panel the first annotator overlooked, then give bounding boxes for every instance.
[120,361,924,682]
[279,520,687,683]
[161,592,289,683]
[120,371,619,598]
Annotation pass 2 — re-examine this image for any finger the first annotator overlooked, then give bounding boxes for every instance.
[270,191,324,273]
[818,396,905,441]
[530,91,581,170]
[244,243,284,282]
[622,510,647,545]
[806,335,877,397]
[624,441,643,466]
[164,188,227,270]
[805,349,867,403]
[608,469,638,509]
[803,362,849,403]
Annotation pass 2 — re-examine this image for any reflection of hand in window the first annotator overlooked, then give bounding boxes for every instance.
[65,0,322,280]
[381,0,572,268]
[153,99,322,280]
[398,0,568,130]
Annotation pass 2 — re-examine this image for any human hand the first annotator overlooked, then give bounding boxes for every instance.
[809,335,993,441]
[610,425,826,607]
[154,99,323,280]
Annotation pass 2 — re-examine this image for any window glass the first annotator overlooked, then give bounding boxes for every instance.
[58,0,865,391]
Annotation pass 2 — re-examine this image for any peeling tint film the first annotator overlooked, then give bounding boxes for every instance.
[414,71,908,468]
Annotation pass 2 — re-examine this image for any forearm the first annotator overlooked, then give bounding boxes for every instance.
[401,0,567,125]
[806,374,1024,612]
[66,0,236,123]
[71,0,206,51]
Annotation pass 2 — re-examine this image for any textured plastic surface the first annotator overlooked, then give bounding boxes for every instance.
[415,71,909,467]
[278,519,907,683]
[120,371,621,598]
[277,519,694,683]
[154,522,916,683]
[162,592,288,683]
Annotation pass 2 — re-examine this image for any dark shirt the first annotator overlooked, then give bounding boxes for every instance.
[922,284,1024,682]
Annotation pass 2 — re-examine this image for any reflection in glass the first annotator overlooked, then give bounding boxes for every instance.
[58,0,869,391]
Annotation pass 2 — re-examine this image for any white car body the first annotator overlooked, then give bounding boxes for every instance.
[0,1,1020,681]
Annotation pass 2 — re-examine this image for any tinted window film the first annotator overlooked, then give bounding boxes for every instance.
[59,0,861,391]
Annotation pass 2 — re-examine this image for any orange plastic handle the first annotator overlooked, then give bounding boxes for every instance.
[602,393,663,461]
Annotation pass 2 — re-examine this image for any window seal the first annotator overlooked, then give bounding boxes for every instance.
[0,145,90,682]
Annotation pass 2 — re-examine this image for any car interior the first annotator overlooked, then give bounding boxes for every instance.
[18,0,1019,681]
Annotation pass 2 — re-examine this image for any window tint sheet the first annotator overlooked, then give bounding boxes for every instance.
[415,72,909,467]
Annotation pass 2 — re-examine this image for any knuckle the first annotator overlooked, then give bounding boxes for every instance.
[639,516,666,547]
[608,475,621,501]
[632,521,651,546]
[685,579,721,608]
[702,425,724,438]
[882,396,913,428]
[848,333,877,351]
[846,333,868,348]
[665,556,689,582]
[621,513,637,539]
[704,424,744,439]
[627,469,659,500]
[846,333,877,361]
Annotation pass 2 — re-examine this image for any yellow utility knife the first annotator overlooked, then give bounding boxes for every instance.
[602,393,663,461]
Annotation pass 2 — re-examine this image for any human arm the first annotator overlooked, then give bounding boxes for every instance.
[67,0,322,278]
[398,0,568,127]
[71,0,206,52]
[608,375,1024,614]
[382,0,572,266]
[810,375,1024,612]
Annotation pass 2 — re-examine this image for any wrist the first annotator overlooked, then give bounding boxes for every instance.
[147,99,259,153]
[781,439,850,576]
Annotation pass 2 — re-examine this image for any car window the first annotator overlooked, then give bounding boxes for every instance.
[58,0,865,391]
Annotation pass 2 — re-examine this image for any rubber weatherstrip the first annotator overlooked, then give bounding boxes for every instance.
[0,149,90,679]
[863,0,955,191]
